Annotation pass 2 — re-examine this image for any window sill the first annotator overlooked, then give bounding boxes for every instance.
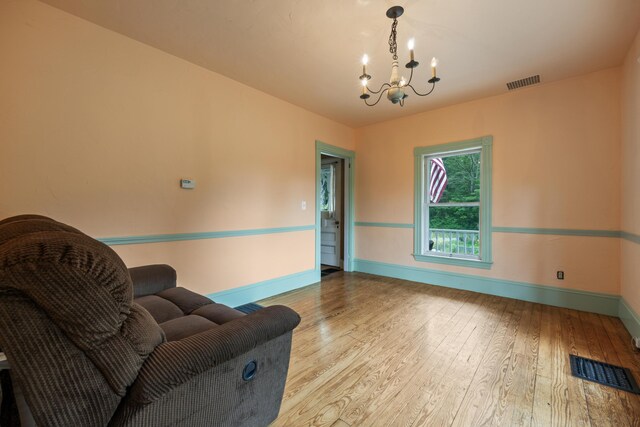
[412,253,493,270]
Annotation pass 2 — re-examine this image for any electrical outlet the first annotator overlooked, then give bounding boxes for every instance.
[633,337,640,350]
[556,271,564,280]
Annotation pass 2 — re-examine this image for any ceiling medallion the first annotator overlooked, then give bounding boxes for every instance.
[359,6,440,107]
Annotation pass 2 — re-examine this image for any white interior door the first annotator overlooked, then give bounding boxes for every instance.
[320,158,342,267]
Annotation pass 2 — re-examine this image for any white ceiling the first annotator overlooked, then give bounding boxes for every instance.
[39,0,640,127]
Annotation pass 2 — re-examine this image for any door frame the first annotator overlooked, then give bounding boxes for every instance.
[315,140,355,272]
[320,157,342,268]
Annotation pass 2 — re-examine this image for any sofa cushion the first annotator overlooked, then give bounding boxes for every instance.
[156,287,213,314]
[192,303,245,325]
[134,295,184,324]
[0,216,165,397]
[160,316,218,342]
[0,217,84,245]
[133,287,247,342]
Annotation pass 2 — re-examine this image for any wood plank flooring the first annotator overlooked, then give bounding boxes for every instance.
[260,271,640,427]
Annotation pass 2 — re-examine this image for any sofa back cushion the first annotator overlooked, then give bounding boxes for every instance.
[0,215,164,424]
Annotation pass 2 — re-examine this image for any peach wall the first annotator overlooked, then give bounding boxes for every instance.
[356,228,619,294]
[621,29,640,314]
[355,68,622,294]
[0,0,353,294]
[0,0,634,307]
[113,231,315,296]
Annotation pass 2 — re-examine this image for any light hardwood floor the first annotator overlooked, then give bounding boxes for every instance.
[261,272,640,427]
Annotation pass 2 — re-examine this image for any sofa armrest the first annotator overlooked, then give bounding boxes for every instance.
[129,264,177,298]
[128,305,300,403]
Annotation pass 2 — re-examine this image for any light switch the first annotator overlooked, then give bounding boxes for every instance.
[301,200,307,210]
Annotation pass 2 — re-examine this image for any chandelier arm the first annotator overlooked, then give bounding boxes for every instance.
[405,67,415,86]
[407,81,436,97]
[366,82,391,95]
[364,88,390,107]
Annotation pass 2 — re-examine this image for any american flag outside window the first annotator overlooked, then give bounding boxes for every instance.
[429,157,447,203]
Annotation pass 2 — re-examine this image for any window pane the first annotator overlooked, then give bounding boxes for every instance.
[320,164,334,212]
[428,206,479,256]
[427,152,480,204]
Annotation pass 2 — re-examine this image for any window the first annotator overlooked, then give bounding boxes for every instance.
[320,163,335,213]
[414,136,493,269]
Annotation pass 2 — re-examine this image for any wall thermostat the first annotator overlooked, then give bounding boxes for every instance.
[180,179,196,189]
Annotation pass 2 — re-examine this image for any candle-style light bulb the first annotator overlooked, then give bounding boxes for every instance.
[408,39,415,62]
[431,57,439,78]
[362,54,369,78]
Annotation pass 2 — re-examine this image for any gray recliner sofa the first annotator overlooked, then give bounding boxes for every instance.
[0,215,300,426]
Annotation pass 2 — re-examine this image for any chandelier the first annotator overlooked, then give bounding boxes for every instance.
[359,6,440,107]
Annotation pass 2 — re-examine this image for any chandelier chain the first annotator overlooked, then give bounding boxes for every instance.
[388,18,398,60]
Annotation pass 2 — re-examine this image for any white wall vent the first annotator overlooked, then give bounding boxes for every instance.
[506,75,540,91]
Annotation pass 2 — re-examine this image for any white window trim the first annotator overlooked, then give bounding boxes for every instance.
[413,136,493,269]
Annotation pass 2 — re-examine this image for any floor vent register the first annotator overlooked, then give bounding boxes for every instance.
[570,354,640,394]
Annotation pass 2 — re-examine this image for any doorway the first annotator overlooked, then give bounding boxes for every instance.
[315,141,355,276]
[320,155,344,271]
